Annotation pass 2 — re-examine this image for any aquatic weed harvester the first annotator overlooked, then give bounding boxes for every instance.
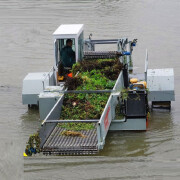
[22,24,175,156]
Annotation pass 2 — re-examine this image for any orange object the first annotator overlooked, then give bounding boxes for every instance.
[58,76,64,81]
[57,72,64,81]
[130,78,138,83]
[68,73,73,78]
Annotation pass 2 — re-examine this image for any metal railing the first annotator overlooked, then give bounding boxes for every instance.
[39,94,64,147]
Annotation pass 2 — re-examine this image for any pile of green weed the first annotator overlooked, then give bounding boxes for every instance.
[59,93,109,131]
[64,76,83,90]
[60,93,109,120]
[65,70,115,90]
[60,58,122,131]
[58,122,94,131]
[72,58,123,80]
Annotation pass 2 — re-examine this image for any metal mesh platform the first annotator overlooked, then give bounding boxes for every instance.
[42,123,98,155]
[84,51,121,59]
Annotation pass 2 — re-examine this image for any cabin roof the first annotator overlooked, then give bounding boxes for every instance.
[53,24,84,38]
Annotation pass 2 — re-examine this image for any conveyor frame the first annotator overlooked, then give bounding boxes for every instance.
[39,71,124,154]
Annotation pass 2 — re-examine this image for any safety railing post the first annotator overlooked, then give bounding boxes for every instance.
[145,49,148,81]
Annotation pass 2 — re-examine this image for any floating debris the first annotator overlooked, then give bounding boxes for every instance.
[61,130,86,138]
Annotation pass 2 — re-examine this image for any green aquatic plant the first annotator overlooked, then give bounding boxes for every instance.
[60,93,110,120]
[60,58,123,132]
[72,58,115,75]
[64,75,83,90]
[25,132,41,156]
[146,88,149,94]
[72,58,123,80]
[58,122,95,131]
[114,103,124,119]
[121,88,143,101]
[121,88,129,101]
[76,70,115,90]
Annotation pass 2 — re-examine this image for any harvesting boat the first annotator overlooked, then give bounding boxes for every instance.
[22,24,175,156]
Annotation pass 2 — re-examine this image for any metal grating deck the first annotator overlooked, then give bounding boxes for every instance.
[84,51,120,59]
[42,123,98,155]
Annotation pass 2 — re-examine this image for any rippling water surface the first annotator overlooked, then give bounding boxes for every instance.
[0,0,180,179]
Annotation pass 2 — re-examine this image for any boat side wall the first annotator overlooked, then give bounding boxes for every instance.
[22,94,39,105]
[39,95,64,148]
[109,118,146,131]
[97,71,124,149]
[148,90,175,101]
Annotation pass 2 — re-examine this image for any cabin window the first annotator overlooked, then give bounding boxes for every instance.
[55,39,76,66]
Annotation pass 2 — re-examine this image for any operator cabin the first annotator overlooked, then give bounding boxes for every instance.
[53,24,84,80]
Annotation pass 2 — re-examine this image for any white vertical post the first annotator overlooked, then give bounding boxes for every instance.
[117,39,123,63]
[145,49,148,81]
[75,37,78,62]
[54,40,58,85]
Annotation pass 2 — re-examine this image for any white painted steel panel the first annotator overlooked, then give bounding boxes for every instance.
[39,91,63,120]
[147,68,174,91]
[22,72,52,95]
[44,85,64,92]
[53,24,84,39]
[109,118,146,131]
[39,92,63,98]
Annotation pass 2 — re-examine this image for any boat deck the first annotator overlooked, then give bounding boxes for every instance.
[42,123,98,155]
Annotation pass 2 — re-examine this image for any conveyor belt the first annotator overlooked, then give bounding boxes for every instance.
[42,123,98,155]
[84,51,122,59]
